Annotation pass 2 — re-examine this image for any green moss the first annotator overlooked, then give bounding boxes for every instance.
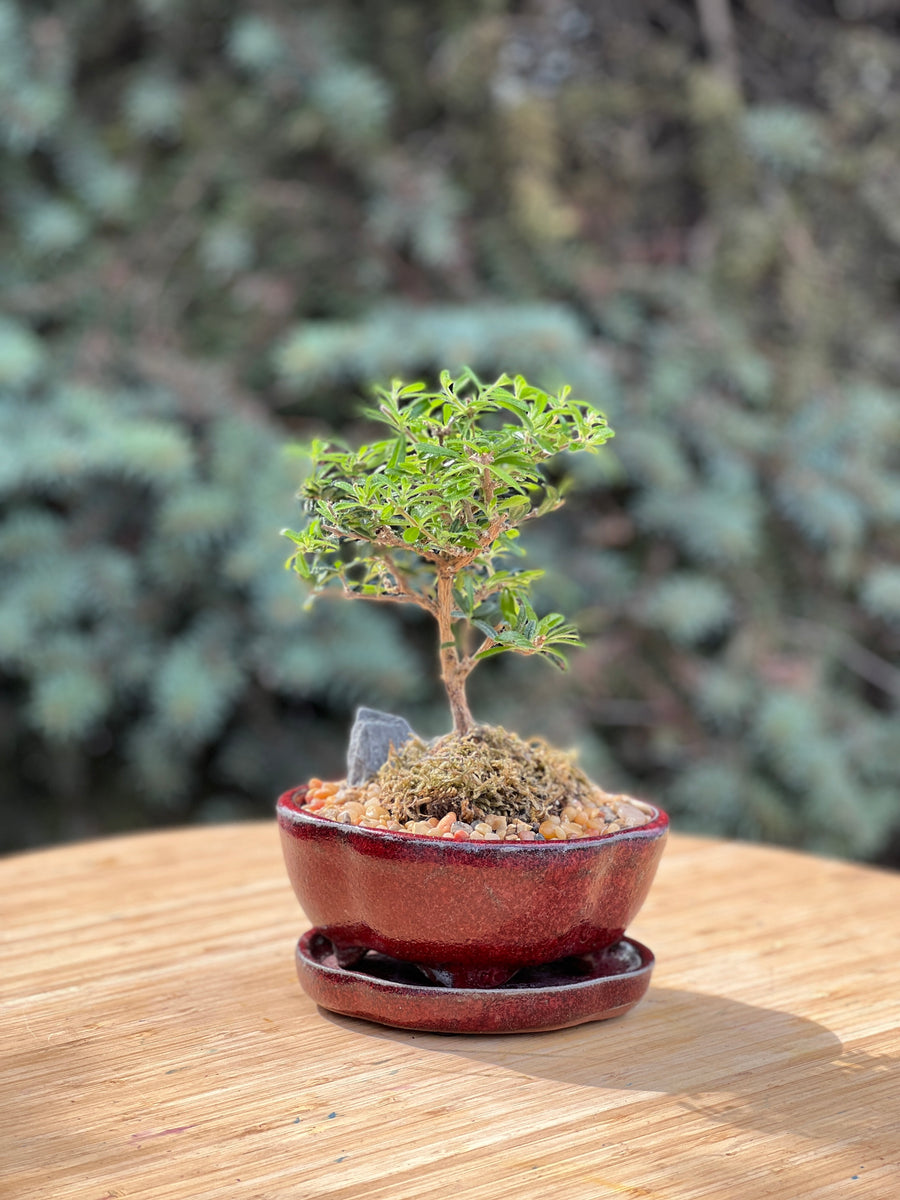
[375,724,595,827]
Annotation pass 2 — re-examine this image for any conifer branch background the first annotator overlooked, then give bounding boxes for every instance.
[1,1,898,861]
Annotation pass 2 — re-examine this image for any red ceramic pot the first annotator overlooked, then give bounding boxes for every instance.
[277,786,668,988]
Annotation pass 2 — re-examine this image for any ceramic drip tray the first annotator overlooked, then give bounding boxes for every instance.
[295,928,655,1034]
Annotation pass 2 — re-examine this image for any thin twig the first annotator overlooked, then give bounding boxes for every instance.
[338,586,428,610]
[381,554,438,615]
[461,632,499,676]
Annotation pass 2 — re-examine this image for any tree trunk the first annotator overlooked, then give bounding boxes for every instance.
[436,571,474,735]
[444,666,474,736]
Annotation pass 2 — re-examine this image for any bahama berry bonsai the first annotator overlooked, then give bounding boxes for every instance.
[284,368,647,840]
[277,369,669,1024]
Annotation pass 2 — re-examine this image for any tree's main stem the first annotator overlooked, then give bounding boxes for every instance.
[436,570,474,734]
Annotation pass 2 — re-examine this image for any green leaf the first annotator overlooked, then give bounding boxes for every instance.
[474,645,509,661]
[473,619,500,639]
[499,590,519,624]
[387,438,406,468]
[540,650,570,671]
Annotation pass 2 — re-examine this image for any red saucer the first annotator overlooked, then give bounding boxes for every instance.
[295,929,655,1034]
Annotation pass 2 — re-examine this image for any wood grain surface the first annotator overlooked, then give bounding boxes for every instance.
[1,824,898,1200]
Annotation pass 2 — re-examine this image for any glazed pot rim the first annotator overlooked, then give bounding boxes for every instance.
[276,786,669,851]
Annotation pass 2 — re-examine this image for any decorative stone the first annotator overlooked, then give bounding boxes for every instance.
[346,707,416,786]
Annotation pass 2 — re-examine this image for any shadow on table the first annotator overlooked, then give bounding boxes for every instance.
[323,987,897,1144]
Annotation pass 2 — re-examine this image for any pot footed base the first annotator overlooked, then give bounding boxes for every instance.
[295,929,655,1034]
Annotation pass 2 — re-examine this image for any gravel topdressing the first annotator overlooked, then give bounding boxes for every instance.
[302,778,653,841]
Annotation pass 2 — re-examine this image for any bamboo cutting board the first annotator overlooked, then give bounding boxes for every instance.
[1,824,898,1199]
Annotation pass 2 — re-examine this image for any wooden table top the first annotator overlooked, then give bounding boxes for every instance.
[2,824,898,1200]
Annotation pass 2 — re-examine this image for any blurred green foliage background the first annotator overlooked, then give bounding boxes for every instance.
[1,0,898,861]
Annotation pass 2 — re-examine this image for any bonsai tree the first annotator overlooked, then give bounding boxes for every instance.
[284,368,614,736]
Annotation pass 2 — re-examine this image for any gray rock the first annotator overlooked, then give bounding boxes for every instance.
[346,707,416,785]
